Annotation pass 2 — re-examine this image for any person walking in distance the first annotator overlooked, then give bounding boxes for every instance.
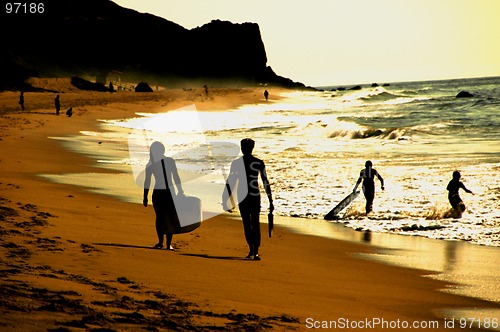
[353,160,384,214]
[19,91,25,111]
[223,138,273,260]
[55,94,60,115]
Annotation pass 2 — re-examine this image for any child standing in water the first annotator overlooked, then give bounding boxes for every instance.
[446,171,473,213]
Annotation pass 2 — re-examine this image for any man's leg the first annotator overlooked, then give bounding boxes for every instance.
[364,189,375,214]
[250,208,261,256]
[239,203,254,257]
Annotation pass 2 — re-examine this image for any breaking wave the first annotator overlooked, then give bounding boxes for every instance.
[360,91,400,102]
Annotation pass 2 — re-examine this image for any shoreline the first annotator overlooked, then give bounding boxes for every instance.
[1,83,499,331]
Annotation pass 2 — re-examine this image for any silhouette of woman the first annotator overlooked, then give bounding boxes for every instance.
[143,141,184,250]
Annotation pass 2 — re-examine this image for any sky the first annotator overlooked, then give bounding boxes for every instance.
[114,0,500,87]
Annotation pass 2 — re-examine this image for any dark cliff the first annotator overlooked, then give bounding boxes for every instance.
[0,0,306,90]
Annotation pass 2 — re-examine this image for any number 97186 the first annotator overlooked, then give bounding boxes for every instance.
[6,3,45,14]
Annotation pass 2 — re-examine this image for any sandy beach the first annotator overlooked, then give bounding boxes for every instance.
[1,80,499,331]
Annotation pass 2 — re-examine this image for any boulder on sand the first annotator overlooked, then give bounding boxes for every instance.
[135,82,153,92]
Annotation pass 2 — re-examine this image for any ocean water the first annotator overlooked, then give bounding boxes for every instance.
[46,76,500,247]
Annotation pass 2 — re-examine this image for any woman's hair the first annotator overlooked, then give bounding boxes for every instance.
[149,141,165,164]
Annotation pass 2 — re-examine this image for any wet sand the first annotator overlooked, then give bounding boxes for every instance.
[0,79,498,331]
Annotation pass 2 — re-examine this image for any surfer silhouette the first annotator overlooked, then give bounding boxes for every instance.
[353,160,384,214]
[222,138,273,261]
[446,171,473,213]
[143,141,184,250]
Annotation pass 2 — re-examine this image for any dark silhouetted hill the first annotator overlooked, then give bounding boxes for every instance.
[0,0,308,90]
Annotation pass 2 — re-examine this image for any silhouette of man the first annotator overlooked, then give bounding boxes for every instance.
[143,141,184,250]
[19,91,25,111]
[353,160,384,214]
[223,138,273,260]
[55,94,60,115]
[264,90,269,101]
[446,171,473,212]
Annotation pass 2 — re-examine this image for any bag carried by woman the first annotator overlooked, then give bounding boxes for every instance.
[160,159,202,234]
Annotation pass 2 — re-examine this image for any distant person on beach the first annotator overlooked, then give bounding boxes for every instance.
[222,138,273,261]
[353,160,385,214]
[66,107,73,117]
[204,85,209,96]
[55,94,60,115]
[19,91,25,111]
[446,171,473,213]
[143,141,184,250]
[264,90,269,101]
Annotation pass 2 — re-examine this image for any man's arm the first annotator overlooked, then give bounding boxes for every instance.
[222,161,237,211]
[353,176,362,192]
[376,171,385,190]
[260,163,274,211]
[460,182,473,194]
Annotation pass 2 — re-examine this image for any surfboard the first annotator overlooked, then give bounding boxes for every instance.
[324,191,360,220]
